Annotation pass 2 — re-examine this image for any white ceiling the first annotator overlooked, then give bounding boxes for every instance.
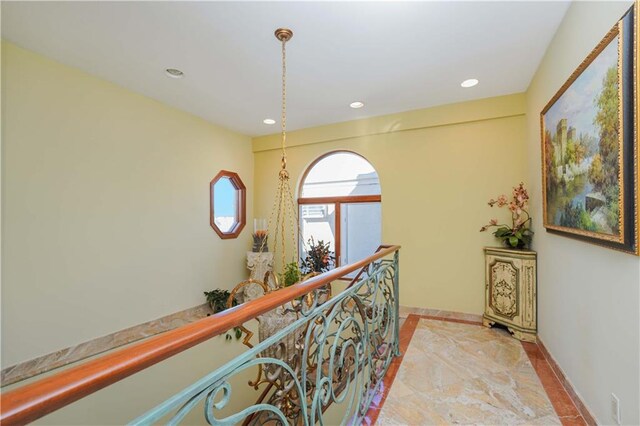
[1,1,570,136]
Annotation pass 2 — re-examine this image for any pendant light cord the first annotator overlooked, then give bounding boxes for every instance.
[280,38,287,171]
[262,28,298,273]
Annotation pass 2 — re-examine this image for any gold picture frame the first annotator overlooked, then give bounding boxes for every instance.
[540,3,638,255]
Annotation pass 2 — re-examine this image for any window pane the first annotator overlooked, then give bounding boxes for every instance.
[301,152,380,197]
[213,177,237,232]
[340,203,382,271]
[300,204,336,260]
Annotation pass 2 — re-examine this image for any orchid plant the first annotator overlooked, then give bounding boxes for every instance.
[480,182,534,249]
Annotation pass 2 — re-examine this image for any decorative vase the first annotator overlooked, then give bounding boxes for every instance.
[252,235,268,252]
[503,240,524,249]
[252,218,268,252]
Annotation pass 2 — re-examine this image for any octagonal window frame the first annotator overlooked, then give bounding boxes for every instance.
[210,170,246,239]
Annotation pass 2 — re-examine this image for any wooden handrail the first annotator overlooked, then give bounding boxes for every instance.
[345,244,393,288]
[0,245,400,425]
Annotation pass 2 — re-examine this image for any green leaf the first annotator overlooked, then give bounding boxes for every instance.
[509,236,518,247]
[494,228,506,237]
[280,261,301,287]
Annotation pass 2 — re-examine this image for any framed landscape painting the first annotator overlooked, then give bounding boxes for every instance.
[541,4,638,254]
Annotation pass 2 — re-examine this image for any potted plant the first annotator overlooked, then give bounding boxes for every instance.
[480,182,534,249]
[280,261,301,287]
[203,289,242,340]
[300,237,335,302]
[300,237,335,274]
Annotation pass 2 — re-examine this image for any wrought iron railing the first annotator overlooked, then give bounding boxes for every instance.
[0,245,400,425]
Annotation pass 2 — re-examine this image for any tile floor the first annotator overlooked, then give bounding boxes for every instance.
[366,315,586,426]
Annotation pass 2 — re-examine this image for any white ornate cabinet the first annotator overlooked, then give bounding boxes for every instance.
[483,247,537,342]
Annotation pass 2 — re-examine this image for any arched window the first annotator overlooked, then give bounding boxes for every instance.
[299,151,382,273]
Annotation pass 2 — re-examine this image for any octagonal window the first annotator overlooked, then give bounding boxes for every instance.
[210,170,246,239]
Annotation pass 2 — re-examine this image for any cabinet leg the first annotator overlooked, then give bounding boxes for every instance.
[482,317,495,328]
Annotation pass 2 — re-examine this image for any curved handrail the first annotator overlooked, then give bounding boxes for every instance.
[0,245,400,425]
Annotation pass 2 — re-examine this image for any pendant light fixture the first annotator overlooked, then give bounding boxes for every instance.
[262,28,299,273]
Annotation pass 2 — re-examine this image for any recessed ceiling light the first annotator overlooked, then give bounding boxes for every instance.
[350,101,364,109]
[461,78,479,88]
[263,118,276,125]
[165,68,184,79]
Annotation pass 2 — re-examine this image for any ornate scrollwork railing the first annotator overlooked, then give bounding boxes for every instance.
[131,252,400,425]
[0,246,400,426]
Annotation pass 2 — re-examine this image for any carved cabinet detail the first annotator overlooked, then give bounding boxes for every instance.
[483,247,537,342]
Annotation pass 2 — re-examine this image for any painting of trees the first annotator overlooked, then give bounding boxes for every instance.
[543,129,556,189]
[541,8,636,254]
[591,66,619,196]
[541,23,627,243]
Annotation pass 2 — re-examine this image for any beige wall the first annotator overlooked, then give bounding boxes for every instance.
[5,2,640,422]
[253,94,527,315]
[4,324,260,425]
[1,42,254,367]
[525,1,639,424]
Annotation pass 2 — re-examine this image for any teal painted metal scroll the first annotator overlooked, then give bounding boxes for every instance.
[131,250,400,425]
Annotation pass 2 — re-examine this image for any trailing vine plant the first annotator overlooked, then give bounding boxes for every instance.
[204,289,242,341]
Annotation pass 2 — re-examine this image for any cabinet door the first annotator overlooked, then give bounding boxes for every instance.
[486,256,520,321]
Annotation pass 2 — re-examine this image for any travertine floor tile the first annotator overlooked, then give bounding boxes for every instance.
[376,319,560,425]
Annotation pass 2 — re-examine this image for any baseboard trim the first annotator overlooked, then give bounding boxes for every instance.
[537,337,598,426]
[1,303,214,387]
[399,305,483,324]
